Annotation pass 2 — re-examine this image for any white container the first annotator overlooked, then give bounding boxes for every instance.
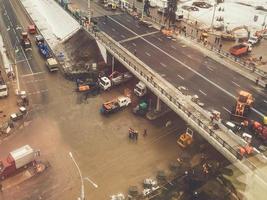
[10,145,35,169]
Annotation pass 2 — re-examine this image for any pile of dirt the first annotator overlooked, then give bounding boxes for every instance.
[62,29,104,72]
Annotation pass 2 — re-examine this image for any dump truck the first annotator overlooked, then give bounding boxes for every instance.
[0,76,8,98]
[134,81,147,97]
[20,32,31,50]
[0,145,40,180]
[177,128,193,148]
[99,71,133,90]
[132,101,148,116]
[231,91,254,120]
[229,43,251,56]
[100,96,131,114]
[45,58,59,72]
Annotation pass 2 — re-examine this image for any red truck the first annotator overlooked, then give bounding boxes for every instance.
[229,43,251,56]
[0,145,40,180]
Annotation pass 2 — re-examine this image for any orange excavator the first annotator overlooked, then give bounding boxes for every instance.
[231,91,254,121]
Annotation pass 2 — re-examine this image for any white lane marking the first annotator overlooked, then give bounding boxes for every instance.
[24,79,46,84]
[223,107,231,113]
[126,19,131,22]
[119,31,159,43]
[161,74,166,77]
[132,42,136,47]
[160,62,167,68]
[231,81,241,88]
[177,74,184,80]
[21,71,45,77]
[112,28,116,32]
[187,55,192,58]
[145,52,151,57]
[108,16,265,117]
[102,22,106,24]
[206,66,214,71]
[199,89,207,96]
[121,34,125,38]
[171,45,176,49]
[28,89,48,95]
[157,37,163,41]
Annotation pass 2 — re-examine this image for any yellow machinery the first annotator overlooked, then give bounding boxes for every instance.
[177,128,193,148]
[231,91,254,120]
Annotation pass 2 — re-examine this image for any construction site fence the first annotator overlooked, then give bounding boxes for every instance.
[54,0,262,170]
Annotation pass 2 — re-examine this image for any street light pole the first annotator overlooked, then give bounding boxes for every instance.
[88,0,91,25]
[69,152,98,200]
[211,3,217,31]
[69,152,85,200]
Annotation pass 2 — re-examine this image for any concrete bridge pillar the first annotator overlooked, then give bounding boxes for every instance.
[156,96,161,112]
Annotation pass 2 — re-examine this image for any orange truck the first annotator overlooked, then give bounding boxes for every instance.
[229,43,251,56]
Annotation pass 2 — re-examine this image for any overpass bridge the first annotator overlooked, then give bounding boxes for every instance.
[87,15,267,174]
[18,0,267,191]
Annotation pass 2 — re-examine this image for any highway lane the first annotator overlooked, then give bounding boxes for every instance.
[1,0,50,106]
[94,14,267,120]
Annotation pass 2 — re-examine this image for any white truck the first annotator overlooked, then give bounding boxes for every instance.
[100,96,131,114]
[0,145,40,180]
[99,71,133,90]
[134,81,147,97]
[0,76,8,98]
[45,58,59,72]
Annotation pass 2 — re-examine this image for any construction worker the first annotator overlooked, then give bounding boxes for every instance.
[143,129,147,137]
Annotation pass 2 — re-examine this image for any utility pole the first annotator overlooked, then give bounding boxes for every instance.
[211,3,217,31]
[262,14,267,30]
[88,0,91,25]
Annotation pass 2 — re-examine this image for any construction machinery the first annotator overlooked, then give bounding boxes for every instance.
[20,32,31,50]
[177,128,193,148]
[231,91,254,120]
[239,144,253,157]
[250,120,267,141]
[132,101,148,116]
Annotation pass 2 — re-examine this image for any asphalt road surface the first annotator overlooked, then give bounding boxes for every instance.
[94,13,267,122]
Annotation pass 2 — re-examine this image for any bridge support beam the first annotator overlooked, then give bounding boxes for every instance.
[156,96,161,112]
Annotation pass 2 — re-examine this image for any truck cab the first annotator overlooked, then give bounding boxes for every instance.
[117,96,131,107]
[134,81,147,97]
[45,58,59,72]
[99,76,111,90]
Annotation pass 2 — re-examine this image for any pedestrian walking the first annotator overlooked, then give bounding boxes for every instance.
[259,56,263,62]
[143,129,147,137]
[134,49,137,56]
[0,183,3,192]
